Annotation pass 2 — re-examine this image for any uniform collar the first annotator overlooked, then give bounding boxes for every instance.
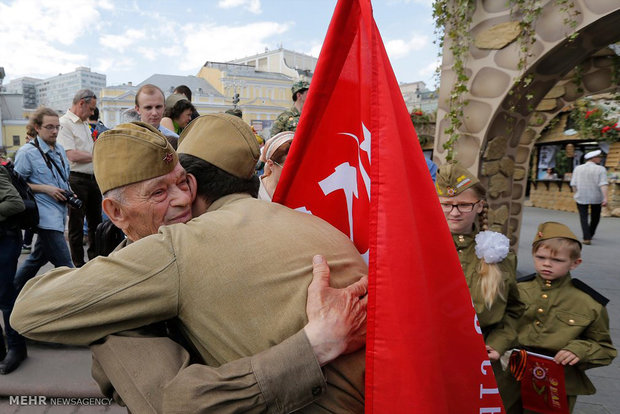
[452,224,479,249]
[452,232,476,249]
[535,272,571,290]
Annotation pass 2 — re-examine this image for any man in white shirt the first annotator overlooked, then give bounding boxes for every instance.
[134,84,179,147]
[570,149,608,245]
[58,89,101,267]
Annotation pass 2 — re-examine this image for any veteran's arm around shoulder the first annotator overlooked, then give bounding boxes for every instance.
[11,231,179,344]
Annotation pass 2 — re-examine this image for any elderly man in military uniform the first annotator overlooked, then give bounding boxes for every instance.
[270,80,310,136]
[12,116,367,413]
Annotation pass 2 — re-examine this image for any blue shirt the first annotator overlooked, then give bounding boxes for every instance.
[14,137,71,232]
[426,158,438,183]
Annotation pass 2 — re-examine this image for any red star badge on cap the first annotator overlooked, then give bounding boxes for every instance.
[163,152,174,163]
[538,231,544,238]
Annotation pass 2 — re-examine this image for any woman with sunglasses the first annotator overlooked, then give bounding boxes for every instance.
[436,162,524,413]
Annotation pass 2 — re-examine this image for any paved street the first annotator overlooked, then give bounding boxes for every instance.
[0,206,618,413]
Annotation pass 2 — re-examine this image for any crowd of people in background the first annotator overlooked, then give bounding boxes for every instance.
[0,80,616,413]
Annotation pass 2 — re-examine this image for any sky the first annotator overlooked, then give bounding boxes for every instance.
[0,0,439,89]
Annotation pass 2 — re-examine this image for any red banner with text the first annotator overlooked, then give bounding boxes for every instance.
[274,0,505,412]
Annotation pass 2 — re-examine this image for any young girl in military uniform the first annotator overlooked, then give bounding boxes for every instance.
[436,163,524,411]
[508,222,616,413]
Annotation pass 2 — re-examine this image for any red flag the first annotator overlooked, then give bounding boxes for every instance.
[511,350,569,414]
[274,0,505,412]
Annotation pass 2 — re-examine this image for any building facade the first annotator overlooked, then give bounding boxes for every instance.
[3,77,40,109]
[36,66,106,112]
[399,81,438,113]
[0,93,29,158]
[229,47,317,80]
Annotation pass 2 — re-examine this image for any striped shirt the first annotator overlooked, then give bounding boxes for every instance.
[570,161,608,204]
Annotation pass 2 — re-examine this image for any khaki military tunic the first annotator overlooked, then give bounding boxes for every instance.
[454,231,524,413]
[270,106,301,136]
[90,242,327,414]
[453,231,524,354]
[13,193,367,413]
[516,273,616,396]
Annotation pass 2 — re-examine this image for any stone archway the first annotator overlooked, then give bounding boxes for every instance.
[434,1,620,247]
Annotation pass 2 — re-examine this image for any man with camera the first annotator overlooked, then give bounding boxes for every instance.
[13,107,75,300]
[58,89,102,267]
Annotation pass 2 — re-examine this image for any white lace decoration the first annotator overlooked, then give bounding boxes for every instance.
[474,231,509,264]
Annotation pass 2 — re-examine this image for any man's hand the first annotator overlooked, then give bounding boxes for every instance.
[303,255,368,366]
[39,184,67,202]
[554,349,580,366]
[485,345,500,361]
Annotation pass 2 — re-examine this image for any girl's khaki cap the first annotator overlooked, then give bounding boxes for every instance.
[435,163,480,197]
[93,122,178,194]
[533,222,581,248]
[177,114,260,179]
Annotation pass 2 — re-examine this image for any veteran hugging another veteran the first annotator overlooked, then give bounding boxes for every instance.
[12,114,368,413]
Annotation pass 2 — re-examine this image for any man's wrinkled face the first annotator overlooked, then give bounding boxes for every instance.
[136,91,165,128]
[119,163,192,240]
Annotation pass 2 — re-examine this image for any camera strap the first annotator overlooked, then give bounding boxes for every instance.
[30,139,69,185]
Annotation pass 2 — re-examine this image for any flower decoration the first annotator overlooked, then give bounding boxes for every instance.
[474,231,510,264]
[571,98,620,143]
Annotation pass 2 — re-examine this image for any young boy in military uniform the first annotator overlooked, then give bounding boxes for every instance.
[509,222,616,413]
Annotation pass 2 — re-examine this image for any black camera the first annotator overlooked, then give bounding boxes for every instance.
[63,190,83,209]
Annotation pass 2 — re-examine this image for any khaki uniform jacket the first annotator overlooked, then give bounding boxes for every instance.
[92,329,327,413]
[91,241,328,414]
[517,274,616,395]
[453,231,524,354]
[13,193,367,413]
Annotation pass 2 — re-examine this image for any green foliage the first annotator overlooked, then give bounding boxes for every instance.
[410,109,434,147]
[554,149,570,177]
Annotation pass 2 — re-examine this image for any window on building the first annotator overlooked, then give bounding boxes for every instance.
[13,135,20,146]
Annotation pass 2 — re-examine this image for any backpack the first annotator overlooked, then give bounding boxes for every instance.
[2,163,39,232]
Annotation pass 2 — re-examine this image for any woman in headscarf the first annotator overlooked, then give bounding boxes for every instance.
[258,131,293,201]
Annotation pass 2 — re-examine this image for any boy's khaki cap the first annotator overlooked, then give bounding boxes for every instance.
[435,162,479,197]
[177,113,259,179]
[93,122,178,194]
[533,222,581,248]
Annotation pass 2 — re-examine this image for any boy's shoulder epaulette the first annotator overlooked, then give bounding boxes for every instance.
[517,273,537,283]
[572,278,609,306]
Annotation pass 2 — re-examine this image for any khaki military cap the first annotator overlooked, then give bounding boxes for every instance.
[533,222,581,247]
[94,122,178,194]
[435,163,480,197]
[165,93,189,110]
[177,113,259,179]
